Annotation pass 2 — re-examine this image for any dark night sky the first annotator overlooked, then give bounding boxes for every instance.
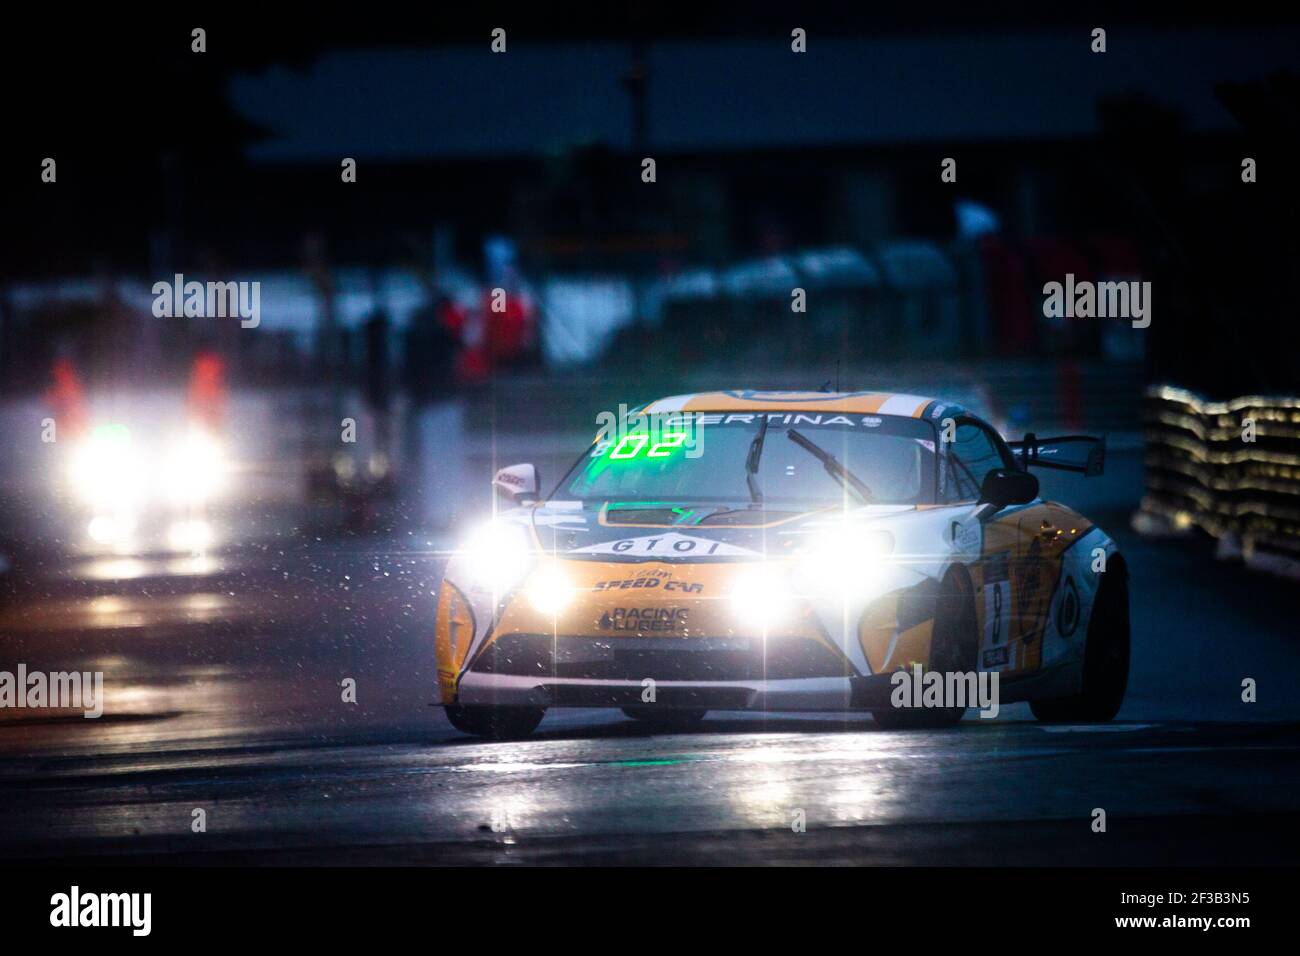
[227,30,1297,161]
[1,10,1297,394]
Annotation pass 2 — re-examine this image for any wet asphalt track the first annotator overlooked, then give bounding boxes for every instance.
[1,515,1298,865]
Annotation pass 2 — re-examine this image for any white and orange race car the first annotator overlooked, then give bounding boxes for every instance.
[434,390,1128,738]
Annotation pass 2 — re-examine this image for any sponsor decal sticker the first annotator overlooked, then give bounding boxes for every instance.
[981,646,1010,669]
[591,568,706,593]
[572,531,755,558]
[597,607,690,632]
[1057,576,1080,637]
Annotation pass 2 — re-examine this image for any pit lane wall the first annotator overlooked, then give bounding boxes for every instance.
[1137,385,1300,579]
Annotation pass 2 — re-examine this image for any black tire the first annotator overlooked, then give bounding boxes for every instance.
[444,703,546,739]
[873,571,978,730]
[621,707,708,730]
[1030,565,1130,723]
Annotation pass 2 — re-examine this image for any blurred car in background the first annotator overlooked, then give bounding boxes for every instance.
[45,353,233,559]
[62,420,229,555]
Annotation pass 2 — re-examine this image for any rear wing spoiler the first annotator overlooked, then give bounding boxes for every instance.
[1007,433,1106,477]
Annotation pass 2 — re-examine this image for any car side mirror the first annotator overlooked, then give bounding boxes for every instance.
[493,463,540,503]
[978,468,1038,513]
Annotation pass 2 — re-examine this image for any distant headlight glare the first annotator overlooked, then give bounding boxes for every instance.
[68,425,146,509]
[161,431,228,505]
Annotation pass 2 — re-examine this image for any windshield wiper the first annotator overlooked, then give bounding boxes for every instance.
[786,428,874,504]
[745,415,769,503]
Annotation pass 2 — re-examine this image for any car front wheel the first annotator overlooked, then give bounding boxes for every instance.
[873,570,977,730]
[1030,566,1130,723]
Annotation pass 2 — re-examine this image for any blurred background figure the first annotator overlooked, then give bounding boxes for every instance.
[0,13,1296,559]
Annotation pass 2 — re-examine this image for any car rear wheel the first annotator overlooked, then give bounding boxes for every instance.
[872,571,977,730]
[444,704,546,739]
[1030,566,1129,723]
[622,707,708,730]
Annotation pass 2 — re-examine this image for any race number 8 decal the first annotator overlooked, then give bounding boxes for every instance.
[984,580,1010,646]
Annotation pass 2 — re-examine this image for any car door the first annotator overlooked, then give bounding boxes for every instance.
[941,418,1039,677]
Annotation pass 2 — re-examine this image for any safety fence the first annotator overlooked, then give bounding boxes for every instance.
[1140,385,1300,576]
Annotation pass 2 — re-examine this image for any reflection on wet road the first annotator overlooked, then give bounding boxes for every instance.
[1,522,1298,864]
[2,718,1298,864]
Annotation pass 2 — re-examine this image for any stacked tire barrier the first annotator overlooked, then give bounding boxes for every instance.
[1140,385,1300,576]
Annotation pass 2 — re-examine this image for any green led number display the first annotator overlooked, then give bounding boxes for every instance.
[594,431,690,460]
[609,434,646,458]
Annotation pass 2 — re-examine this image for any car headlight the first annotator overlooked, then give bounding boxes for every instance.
[161,430,228,506]
[87,513,136,545]
[794,526,893,597]
[461,521,533,594]
[68,424,147,509]
[729,562,798,630]
[167,518,215,552]
[525,561,576,615]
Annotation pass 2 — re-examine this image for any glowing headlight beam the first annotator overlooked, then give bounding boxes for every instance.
[461,521,533,594]
[526,562,576,615]
[161,430,228,506]
[794,526,893,597]
[68,424,147,510]
[729,562,797,631]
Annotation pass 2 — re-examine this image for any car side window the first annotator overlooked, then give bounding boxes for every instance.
[943,421,1008,502]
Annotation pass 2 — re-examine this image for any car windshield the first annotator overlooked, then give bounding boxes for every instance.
[557,414,937,505]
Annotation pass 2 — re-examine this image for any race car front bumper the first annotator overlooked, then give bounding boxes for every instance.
[453,659,1085,713]
[454,671,858,712]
